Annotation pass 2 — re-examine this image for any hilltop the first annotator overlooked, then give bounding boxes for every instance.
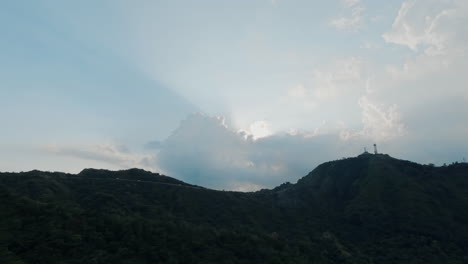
[1,154,467,263]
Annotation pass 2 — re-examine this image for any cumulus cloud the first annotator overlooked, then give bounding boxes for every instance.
[382,0,467,54]
[110,1,467,190]
[41,0,468,192]
[151,113,370,191]
[358,96,406,141]
[383,0,468,79]
[354,0,468,163]
[377,0,468,113]
[245,120,273,140]
[283,58,407,143]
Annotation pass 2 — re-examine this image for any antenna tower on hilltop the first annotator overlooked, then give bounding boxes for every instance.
[373,144,378,154]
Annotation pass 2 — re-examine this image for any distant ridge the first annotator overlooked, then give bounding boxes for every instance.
[1,155,467,263]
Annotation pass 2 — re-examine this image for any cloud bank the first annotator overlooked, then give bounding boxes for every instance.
[7,0,467,192]
[149,114,371,191]
[144,0,468,191]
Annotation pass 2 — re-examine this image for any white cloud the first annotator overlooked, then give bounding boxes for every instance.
[281,57,370,139]
[152,113,368,190]
[350,0,468,161]
[358,96,406,141]
[382,1,419,50]
[382,0,466,55]
[382,0,468,87]
[46,143,158,172]
[331,7,365,31]
[246,120,273,140]
[144,1,466,188]
[228,181,268,192]
[331,0,366,31]
[3,0,468,189]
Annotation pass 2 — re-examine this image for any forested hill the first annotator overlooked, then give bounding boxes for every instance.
[1,154,468,263]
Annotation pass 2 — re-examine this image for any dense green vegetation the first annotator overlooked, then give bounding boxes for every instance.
[1,154,467,263]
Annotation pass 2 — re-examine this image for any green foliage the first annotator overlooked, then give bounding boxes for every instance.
[0,155,467,263]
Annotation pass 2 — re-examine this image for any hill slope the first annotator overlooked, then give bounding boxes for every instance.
[0,154,467,263]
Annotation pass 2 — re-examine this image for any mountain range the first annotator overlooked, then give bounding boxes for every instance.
[1,153,467,263]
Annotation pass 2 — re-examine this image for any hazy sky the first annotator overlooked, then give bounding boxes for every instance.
[1,0,467,191]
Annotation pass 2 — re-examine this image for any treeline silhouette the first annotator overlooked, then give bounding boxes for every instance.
[1,154,468,263]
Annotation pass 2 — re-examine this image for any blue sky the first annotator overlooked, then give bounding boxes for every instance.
[1,0,467,191]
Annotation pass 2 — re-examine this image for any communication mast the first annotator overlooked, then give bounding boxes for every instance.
[373,144,378,154]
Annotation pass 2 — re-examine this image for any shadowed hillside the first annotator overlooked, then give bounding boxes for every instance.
[1,154,467,263]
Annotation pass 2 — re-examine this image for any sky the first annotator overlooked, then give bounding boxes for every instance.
[1,0,467,191]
